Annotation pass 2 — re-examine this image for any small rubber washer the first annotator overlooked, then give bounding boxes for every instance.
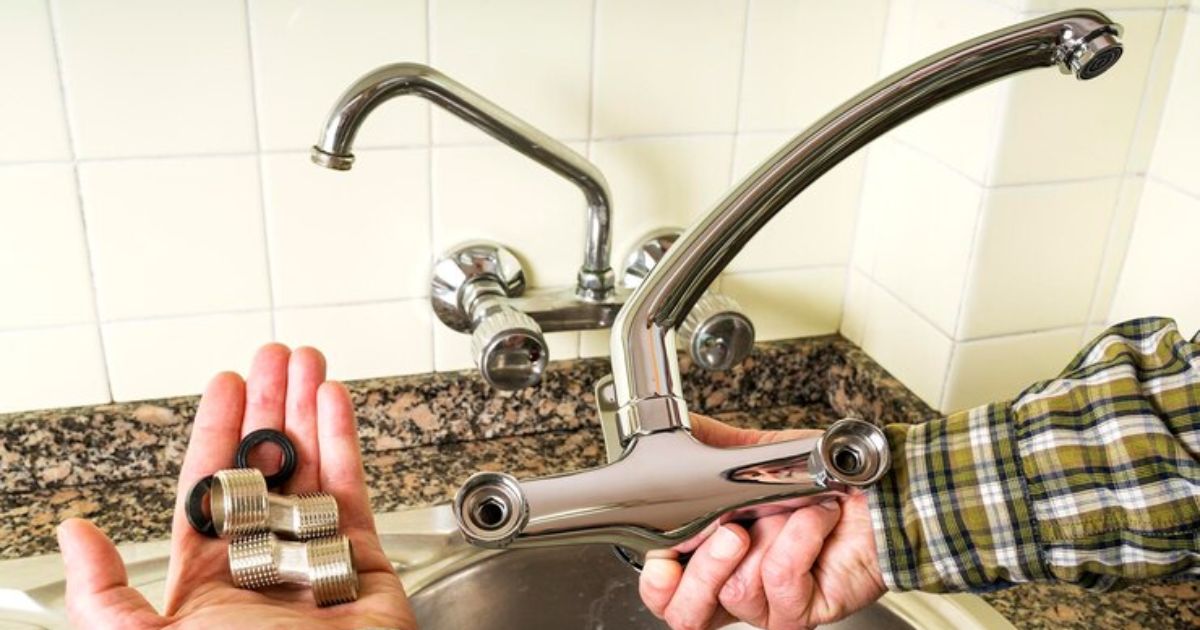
[186,474,217,538]
[235,428,297,489]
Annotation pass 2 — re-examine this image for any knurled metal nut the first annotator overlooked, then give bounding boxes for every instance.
[229,532,359,607]
[211,468,339,540]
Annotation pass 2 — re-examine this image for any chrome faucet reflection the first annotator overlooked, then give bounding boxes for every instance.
[448,9,1123,562]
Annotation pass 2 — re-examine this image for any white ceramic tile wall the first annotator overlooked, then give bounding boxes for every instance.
[844,0,1190,411]
[1110,8,1200,337]
[0,0,886,412]
[0,0,71,163]
[248,0,429,151]
[262,149,430,307]
[1,0,1191,415]
[591,0,747,137]
[0,165,94,330]
[53,0,257,158]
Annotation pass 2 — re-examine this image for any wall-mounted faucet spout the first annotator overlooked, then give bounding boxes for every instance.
[312,63,615,301]
[610,9,1124,438]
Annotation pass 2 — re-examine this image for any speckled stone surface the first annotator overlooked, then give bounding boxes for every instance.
[0,335,1195,629]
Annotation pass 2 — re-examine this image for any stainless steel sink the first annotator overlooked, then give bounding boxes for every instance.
[410,543,914,630]
[0,504,1013,630]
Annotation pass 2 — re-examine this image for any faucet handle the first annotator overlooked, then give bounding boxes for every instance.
[431,241,549,390]
[678,294,755,372]
[623,228,756,372]
[471,304,548,390]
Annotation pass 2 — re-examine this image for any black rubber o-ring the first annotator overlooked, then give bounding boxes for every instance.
[186,474,217,538]
[235,428,297,489]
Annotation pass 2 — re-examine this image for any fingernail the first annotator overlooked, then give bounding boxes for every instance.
[819,499,840,511]
[643,559,674,589]
[709,526,744,560]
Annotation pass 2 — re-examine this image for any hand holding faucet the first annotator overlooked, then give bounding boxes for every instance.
[637,417,885,630]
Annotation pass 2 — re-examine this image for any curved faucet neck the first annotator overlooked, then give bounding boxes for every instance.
[313,63,616,301]
[609,9,1122,430]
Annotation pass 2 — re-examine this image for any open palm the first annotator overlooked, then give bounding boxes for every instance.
[58,345,417,630]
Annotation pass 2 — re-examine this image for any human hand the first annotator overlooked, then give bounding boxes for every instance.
[57,344,417,630]
[639,415,885,630]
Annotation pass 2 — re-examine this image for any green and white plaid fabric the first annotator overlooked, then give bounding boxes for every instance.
[869,317,1200,592]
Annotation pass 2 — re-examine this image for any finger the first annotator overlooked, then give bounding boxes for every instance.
[762,501,842,629]
[59,519,160,627]
[690,415,821,448]
[166,372,246,609]
[316,381,393,576]
[175,371,246,499]
[242,344,291,469]
[639,554,683,619]
[663,525,750,630]
[316,382,373,530]
[719,514,789,627]
[283,347,325,492]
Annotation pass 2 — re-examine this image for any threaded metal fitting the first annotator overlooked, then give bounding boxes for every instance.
[229,532,359,607]
[211,469,339,540]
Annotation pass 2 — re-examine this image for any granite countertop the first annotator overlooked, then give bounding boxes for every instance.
[0,336,1195,629]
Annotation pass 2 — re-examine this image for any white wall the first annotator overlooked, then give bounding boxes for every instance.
[842,0,1193,411]
[0,0,1192,415]
[0,0,887,412]
[1110,7,1200,334]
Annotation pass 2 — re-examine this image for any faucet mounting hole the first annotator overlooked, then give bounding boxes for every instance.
[832,446,864,476]
[473,497,509,530]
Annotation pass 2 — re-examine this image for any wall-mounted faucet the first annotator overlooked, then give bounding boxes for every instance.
[445,9,1123,563]
[313,64,754,389]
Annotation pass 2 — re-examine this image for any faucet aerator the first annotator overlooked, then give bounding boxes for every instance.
[1073,34,1123,80]
[310,147,355,171]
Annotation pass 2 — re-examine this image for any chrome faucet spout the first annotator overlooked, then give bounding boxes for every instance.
[609,9,1123,435]
[312,63,615,301]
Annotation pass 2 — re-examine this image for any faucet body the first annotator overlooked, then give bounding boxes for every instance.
[448,9,1123,561]
[455,418,888,560]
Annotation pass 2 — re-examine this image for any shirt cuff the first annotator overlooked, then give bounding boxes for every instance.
[867,402,1050,591]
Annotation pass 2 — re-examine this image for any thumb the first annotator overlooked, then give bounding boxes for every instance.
[58,519,161,629]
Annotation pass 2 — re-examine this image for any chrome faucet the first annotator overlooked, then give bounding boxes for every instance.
[313,63,615,301]
[448,9,1123,563]
[313,64,755,389]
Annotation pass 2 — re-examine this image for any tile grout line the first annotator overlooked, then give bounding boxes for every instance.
[1080,6,1174,343]
[0,128,825,170]
[726,0,752,190]
[959,322,1091,344]
[425,0,439,372]
[0,296,444,337]
[893,133,1129,193]
[716,0,753,298]
[1146,172,1200,201]
[43,0,114,404]
[938,46,1022,410]
[839,0,894,340]
[242,0,278,341]
[579,0,600,360]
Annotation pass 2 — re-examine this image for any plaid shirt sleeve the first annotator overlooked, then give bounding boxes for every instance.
[868,317,1200,592]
